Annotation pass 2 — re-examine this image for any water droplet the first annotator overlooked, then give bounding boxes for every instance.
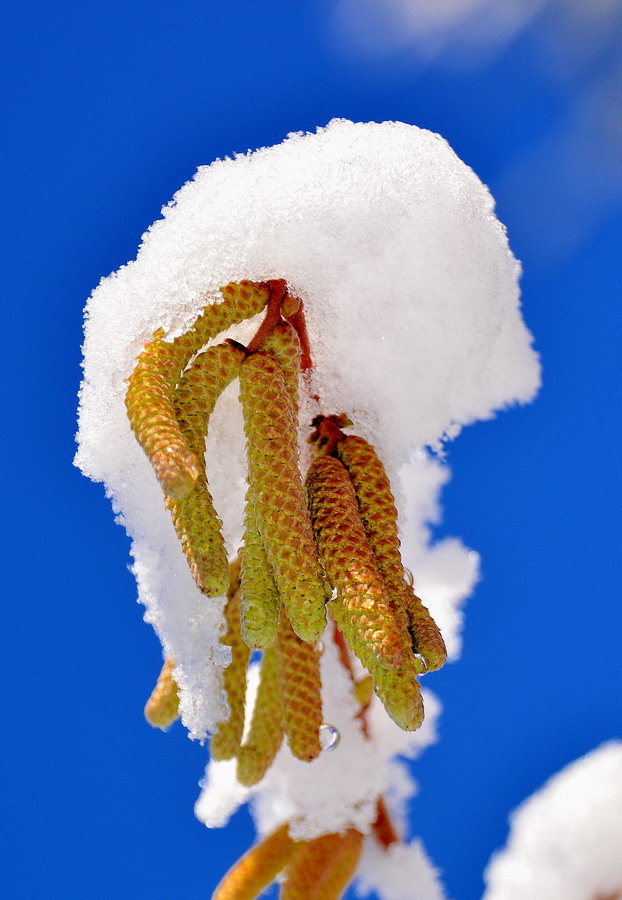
[319,723,340,751]
[454,611,465,626]
[413,653,429,674]
[198,777,208,789]
[315,641,325,653]
[468,550,480,562]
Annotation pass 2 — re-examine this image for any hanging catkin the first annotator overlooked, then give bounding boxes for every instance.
[281,829,363,900]
[210,561,251,761]
[126,280,270,499]
[274,610,323,763]
[211,823,297,900]
[239,351,328,643]
[237,647,284,787]
[144,655,179,729]
[166,341,246,596]
[239,490,280,648]
[336,434,447,671]
[305,454,410,671]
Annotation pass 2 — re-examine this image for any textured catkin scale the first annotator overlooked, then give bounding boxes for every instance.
[337,435,447,671]
[305,454,410,671]
[211,823,297,900]
[239,490,280,648]
[239,352,328,643]
[144,654,179,728]
[125,280,270,499]
[210,584,251,761]
[400,585,447,671]
[237,647,284,787]
[281,830,364,900]
[262,322,301,416]
[274,610,323,763]
[369,654,425,732]
[166,341,246,596]
[125,331,200,498]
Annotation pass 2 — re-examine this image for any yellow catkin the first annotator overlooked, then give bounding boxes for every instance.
[274,610,323,763]
[166,341,246,596]
[281,830,364,900]
[210,570,251,761]
[239,486,280,649]
[337,434,447,671]
[239,352,328,643]
[126,280,270,499]
[144,654,179,729]
[305,454,409,671]
[237,647,284,787]
[211,823,297,900]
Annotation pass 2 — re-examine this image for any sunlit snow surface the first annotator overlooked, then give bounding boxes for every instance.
[76,119,539,744]
[483,741,622,900]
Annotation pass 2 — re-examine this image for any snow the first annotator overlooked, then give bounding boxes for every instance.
[76,118,538,740]
[483,741,622,900]
[355,838,447,900]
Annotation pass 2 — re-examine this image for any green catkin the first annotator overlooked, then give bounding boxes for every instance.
[210,564,251,760]
[239,352,328,643]
[305,454,409,671]
[238,322,303,647]
[166,341,246,596]
[237,647,284,787]
[263,322,301,415]
[274,610,323,763]
[281,830,364,900]
[367,653,425,732]
[336,434,447,671]
[211,823,297,900]
[126,280,270,499]
[239,490,280,648]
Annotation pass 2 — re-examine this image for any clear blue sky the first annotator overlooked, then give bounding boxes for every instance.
[2,2,621,898]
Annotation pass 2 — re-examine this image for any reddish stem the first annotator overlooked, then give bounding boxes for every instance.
[283,302,313,372]
[372,798,400,849]
[246,279,287,355]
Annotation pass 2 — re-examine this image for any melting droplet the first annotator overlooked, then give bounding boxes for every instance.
[315,640,325,653]
[319,723,340,751]
[413,653,429,675]
[198,776,208,789]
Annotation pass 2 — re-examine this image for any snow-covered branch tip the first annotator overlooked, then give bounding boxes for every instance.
[76,119,541,900]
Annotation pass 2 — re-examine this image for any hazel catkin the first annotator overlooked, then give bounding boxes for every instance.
[337,434,446,671]
[144,654,179,729]
[239,352,328,643]
[126,280,270,499]
[211,823,297,900]
[274,610,323,763]
[305,454,409,671]
[166,341,246,596]
[237,647,284,787]
[210,563,251,761]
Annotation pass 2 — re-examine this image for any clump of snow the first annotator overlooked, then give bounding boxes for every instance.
[355,837,447,900]
[76,118,539,739]
[196,627,442,842]
[483,740,622,900]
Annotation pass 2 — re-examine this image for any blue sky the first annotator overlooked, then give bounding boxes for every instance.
[2,2,621,898]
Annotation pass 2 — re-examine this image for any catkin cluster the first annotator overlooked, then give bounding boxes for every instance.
[129,279,446,782]
[211,822,364,900]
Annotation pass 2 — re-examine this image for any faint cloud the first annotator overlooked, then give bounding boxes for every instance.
[331,0,622,260]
